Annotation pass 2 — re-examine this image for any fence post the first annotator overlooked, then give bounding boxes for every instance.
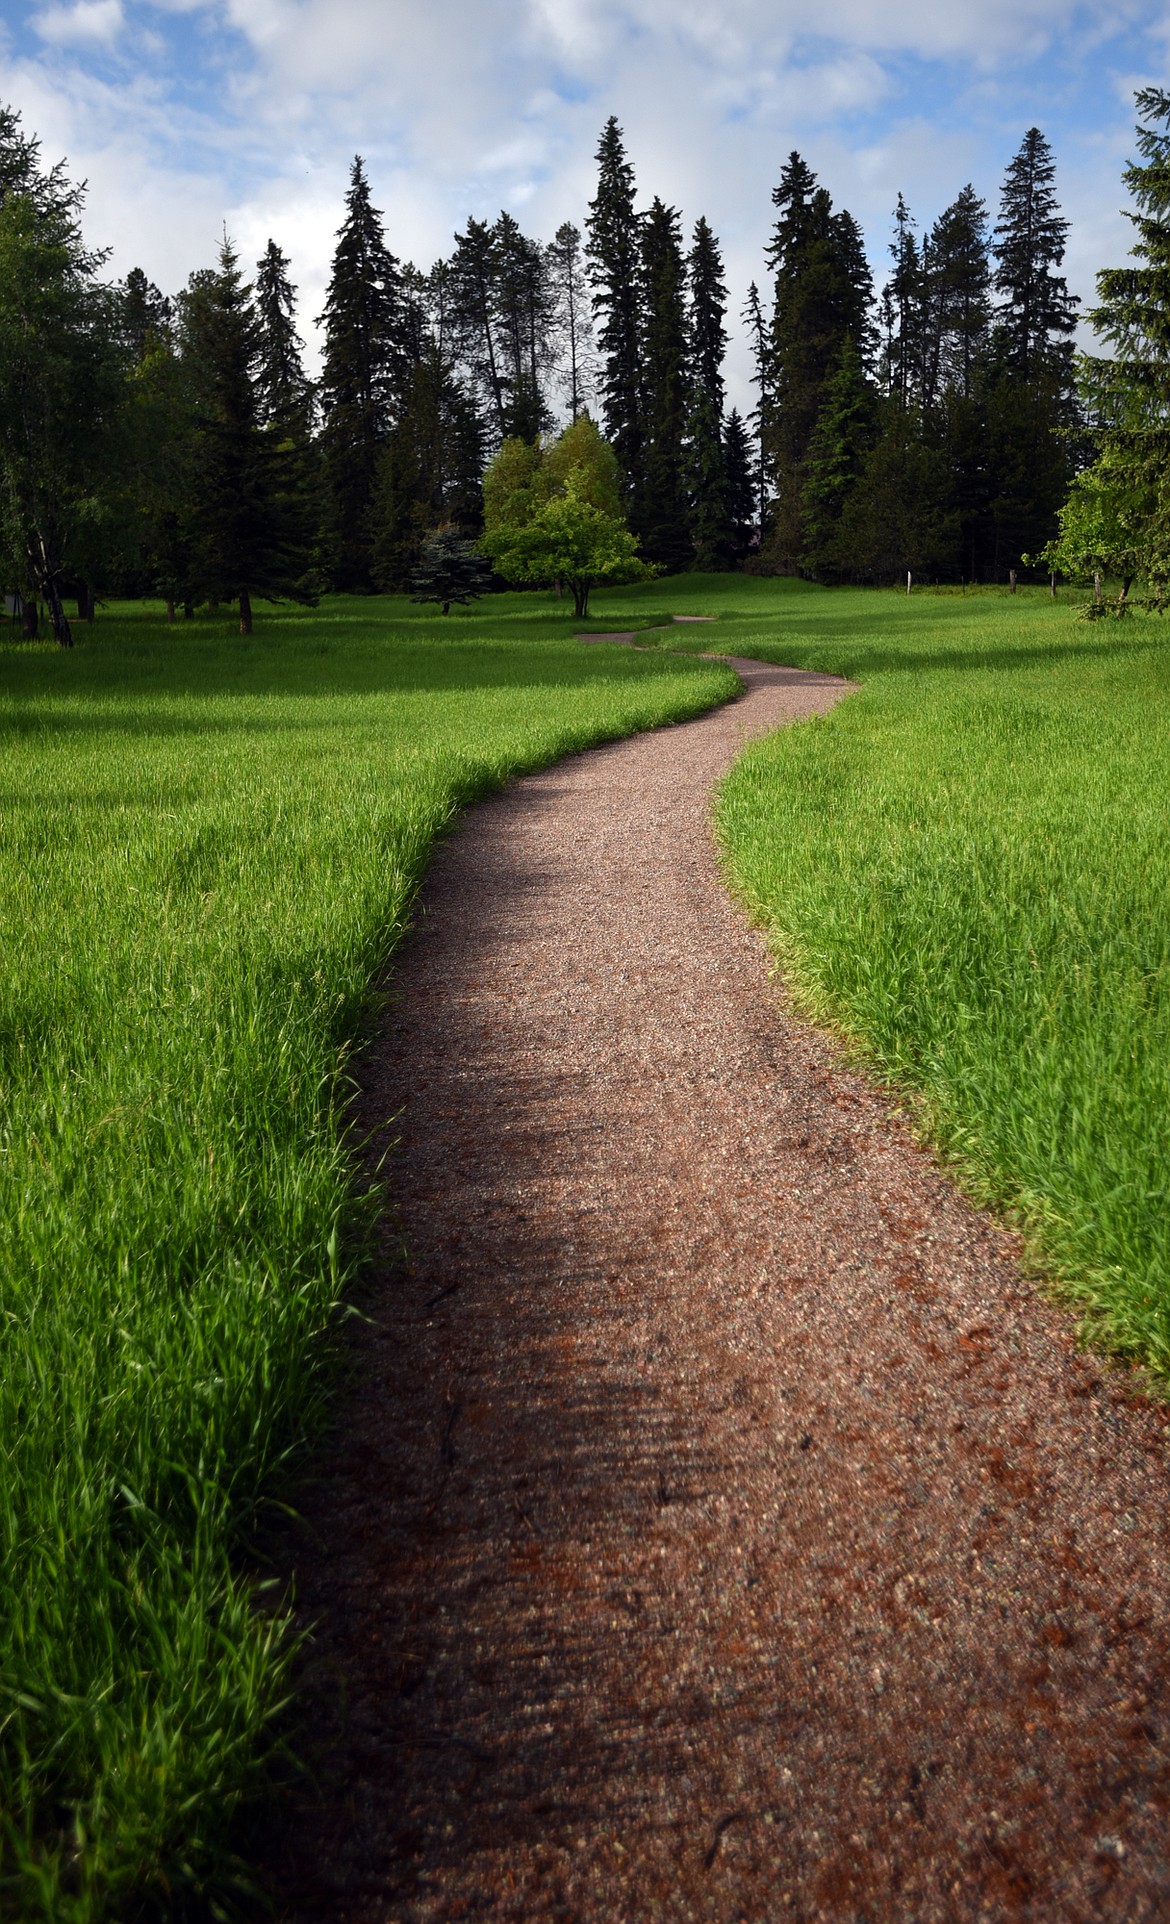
[1009,568,1017,594]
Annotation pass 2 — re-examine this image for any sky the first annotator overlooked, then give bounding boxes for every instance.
[0,0,1167,408]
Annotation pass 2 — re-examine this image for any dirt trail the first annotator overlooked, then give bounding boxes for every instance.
[268,655,1170,1921]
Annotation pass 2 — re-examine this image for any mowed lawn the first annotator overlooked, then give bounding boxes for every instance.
[607,573,1170,1375]
[0,595,735,1920]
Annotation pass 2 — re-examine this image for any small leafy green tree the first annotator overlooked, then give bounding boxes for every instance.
[481,470,651,616]
[481,418,651,615]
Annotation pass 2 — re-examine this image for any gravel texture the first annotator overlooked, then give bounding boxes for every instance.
[266,654,1170,1922]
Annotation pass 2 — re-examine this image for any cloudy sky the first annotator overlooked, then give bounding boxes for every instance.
[0,0,1166,404]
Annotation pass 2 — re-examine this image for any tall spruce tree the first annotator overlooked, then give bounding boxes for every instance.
[723,408,756,558]
[988,128,1079,573]
[993,128,1078,382]
[1046,90,1170,595]
[255,240,311,429]
[448,217,508,441]
[183,239,315,631]
[547,220,595,420]
[686,216,732,569]
[800,338,878,578]
[926,186,991,403]
[317,157,404,589]
[741,280,771,526]
[638,197,691,570]
[491,211,555,440]
[586,118,643,502]
[763,153,874,569]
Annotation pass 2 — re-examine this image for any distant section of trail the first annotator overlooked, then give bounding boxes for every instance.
[269,653,1170,1922]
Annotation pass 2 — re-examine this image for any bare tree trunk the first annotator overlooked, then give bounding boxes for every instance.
[166,598,176,625]
[1009,568,1017,594]
[239,588,253,635]
[45,578,73,647]
[20,601,38,640]
[573,582,589,618]
[183,600,195,620]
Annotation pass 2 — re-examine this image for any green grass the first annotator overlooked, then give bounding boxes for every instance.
[622,573,1170,1375]
[0,592,735,1920]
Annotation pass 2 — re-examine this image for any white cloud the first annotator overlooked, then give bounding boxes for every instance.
[31,0,123,45]
[2,0,1162,409]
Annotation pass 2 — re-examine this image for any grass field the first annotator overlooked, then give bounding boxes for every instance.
[601,573,1170,1376]
[0,594,735,1920]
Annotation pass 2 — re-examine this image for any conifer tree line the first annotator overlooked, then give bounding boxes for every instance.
[7,90,1170,638]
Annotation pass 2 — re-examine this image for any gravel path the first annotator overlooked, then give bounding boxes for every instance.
[268,654,1170,1921]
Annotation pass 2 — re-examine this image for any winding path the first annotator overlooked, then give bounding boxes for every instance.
[270,654,1170,1921]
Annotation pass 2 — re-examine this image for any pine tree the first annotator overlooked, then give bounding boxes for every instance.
[448,217,508,441]
[883,194,923,408]
[254,240,312,429]
[763,154,874,568]
[1046,90,1170,595]
[410,528,492,613]
[317,157,404,589]
[546,221,596,419]
[799,339,878,578]
[926,186,991,403]
[118,267,172,365]
[370,339,484,590]
[723,408,756,558]
[183,238,315,630]
[741,280,771,525]
[993,128,1078,382]
[638,197,692,570]
[586,118,642,501]
[491,211,554,441]
[684,216,732,569]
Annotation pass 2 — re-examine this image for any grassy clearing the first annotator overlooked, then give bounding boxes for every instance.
[0,592,734,1920]
[614,573,1170,1374]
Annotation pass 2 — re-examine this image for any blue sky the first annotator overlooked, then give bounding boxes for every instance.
[1,0,1166,405]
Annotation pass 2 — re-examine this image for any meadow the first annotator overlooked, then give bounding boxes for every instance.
[606,573,1170,1373]
[0,595,735,1920]
[6,573,1170,1918]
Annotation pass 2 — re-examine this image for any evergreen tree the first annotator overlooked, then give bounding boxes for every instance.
[546,220,596,419]
[0,112,120,643]
[118,267,172,364]
[410,528,492,613]
[254,239,312,429]
[638,197,692,570]
[1046,90,1170,595]
[586,118,643,502]
[763,153,874,568]
[723,409,756,559]
[741,280,771,527]
[927,186,991,403]
[882,194,923,407]
[686,215,733,568]
[448,217,508,441]
[183,238,315,630]
[993,128,1079,382]
[799,338,878,578]
[370,340,484,590]
[491,210,555,440]
[317,156,404,589]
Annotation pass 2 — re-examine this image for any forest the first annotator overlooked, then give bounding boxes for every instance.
[0,94,1166,645]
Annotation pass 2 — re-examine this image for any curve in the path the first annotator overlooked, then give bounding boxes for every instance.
[269,658,1170,1923]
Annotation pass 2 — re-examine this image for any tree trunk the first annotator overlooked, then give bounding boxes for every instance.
[20,600,39,640]
[1009,568,1017,594]
[183,600,195,620]
[1120,575,1133,605]
[1050,572,1057,598]
[166,598,176,625]
[238,588,253,636]
[76,583,95,623]
[441,601,451,615]
[45,579,73,648]
[573,582,589,618]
